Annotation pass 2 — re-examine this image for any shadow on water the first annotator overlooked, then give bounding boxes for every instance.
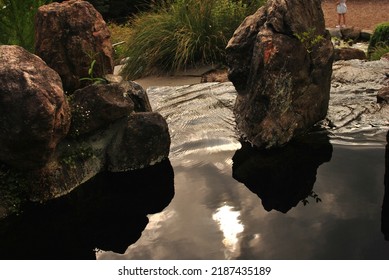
[382,130,389,241]
[0,159,174,260]
[232,131,333,213]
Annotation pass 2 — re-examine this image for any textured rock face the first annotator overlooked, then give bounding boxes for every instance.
[69,84,134,136]
[121,81,153,112]
[29,80,170,201]
[226,0,334,148]
[107,112,171,172]
[378,86,389,104]
[35,0,114,93]
[0,45,70,170]
[322,59,389,139]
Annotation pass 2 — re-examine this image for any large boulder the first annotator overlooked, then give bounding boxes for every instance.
[0,45,71,170]
[226,0,334,148]
[35,0,114,93]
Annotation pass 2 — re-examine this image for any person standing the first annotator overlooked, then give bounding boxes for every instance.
[336,0,347,28]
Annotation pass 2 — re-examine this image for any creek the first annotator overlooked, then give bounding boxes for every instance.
[0,79,388,259]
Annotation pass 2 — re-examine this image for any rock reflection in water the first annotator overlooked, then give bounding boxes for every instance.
[0,159,174,259]
[232,132,333,213]
[382,130,389,241]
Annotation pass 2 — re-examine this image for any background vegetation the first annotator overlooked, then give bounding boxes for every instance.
[0,0,51,52]
[56,0,155,23]
[368,21,389,60]
[120,0,265,79]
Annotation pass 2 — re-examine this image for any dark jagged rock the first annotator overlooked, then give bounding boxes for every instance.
[341,27,362,41]
[121,81,153,112]
[378,86,389,104]
[201,68,229,83]
[107,112,171,172]
[103,74,152,112]
[0,45,71,170]
[226,0,334,148]
[35,0,114,93]
[334,48,367,61]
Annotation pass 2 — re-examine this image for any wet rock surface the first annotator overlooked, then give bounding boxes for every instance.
[322,59,389,142]
[147,58,389,145]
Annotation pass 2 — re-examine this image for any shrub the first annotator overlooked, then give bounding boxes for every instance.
[368,22,389,59]
[120,0,265,79]
[0,0,51,52]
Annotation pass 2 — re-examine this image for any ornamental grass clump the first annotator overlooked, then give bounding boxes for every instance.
[0,0,52,52]
[368,21,389,60]
[121,0,265,79]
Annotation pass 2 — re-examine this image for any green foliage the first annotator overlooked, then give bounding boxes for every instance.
[60,143,94,169]
[0,0,52,52]
[294,28,324,53]
[121,0,265,79]
[368,22,389,59]
[331,37,354,49]
[369,44,389,61]
[80,59,107,85]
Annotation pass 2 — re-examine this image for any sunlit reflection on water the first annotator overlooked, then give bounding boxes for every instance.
[212,203,244,259]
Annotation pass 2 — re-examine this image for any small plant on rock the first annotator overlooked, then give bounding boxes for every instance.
[294,28,325,53]
[80,59,107,85]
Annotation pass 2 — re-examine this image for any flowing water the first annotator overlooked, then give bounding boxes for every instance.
[0,82,388,259]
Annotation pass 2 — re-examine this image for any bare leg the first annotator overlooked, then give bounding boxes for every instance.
[342,14,346,26]
[337,14,341,26]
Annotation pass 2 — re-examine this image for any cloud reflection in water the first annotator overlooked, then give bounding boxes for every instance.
[212,203,244,259]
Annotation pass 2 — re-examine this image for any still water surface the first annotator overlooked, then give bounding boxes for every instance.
[0,82,388,259]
